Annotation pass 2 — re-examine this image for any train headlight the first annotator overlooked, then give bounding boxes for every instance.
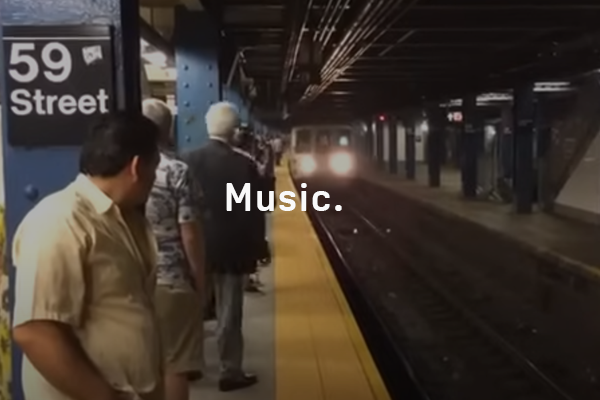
[329,152,354,175]
[298,155,317,175]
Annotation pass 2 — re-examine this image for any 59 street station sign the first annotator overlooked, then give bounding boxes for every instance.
[2,25,115,147]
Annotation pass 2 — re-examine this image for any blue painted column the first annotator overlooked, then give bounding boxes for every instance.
[364,120,373,161]
[388,116,398,174]
[0,1,141,400]
[512,83,536,214]
[374,118,384,169]
[461,94,481,198]
[174,6,221,153]
[427,107,444,187]
[499,105,514,181]
[405,120,416,180]
[536,102,553,211]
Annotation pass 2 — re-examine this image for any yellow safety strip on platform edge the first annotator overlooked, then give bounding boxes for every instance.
[273,166,391,400]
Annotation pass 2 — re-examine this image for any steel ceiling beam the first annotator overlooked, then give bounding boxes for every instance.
[300,0,421,103]
[395,13,600,30]
[357,55,464,62]
[412,4,600,11]
[227,24,591,32]
[280,0,315,94]
[219,0,600,119]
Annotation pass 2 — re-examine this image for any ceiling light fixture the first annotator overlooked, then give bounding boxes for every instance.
[142,52,167,67]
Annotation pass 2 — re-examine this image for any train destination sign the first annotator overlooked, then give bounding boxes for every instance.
[2,25,115,146]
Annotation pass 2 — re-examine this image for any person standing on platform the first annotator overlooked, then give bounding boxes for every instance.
[231,128,271,293]
[260,134,276,195]
[143,99,206,400]
[272,134,283,166]
[181,102,265,392]
[12,112,163,400]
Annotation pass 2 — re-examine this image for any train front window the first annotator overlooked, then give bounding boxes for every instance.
[313,129,351,152]
[338,129,351,147]
[316,130,331,153]
[295,129,312,152]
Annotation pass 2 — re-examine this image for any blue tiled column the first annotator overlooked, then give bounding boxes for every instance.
[427,107,445,187]
[513,83,536,214]
[174,6,221,153]
[365,120,374,161]
[374,118,384,169]
[404,120,416,180]
[388,116,398,174]
[461,94,482,198]
[0,1,141,399]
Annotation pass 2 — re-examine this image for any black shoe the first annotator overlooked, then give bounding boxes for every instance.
[204,306,216,321]
[245,283,263,293]
[187,371,203,382]
[219,374,258,392]
[254,279,265,287]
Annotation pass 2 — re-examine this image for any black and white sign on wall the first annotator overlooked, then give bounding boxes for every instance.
[2,25,115,146]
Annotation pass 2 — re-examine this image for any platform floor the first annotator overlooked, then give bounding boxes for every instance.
[192,167,390,400]
[363,167,600,279]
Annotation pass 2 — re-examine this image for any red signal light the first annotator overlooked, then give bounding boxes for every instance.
[378,114,386,122]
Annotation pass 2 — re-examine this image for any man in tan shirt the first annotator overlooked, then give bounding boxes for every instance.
[11,111,163,400]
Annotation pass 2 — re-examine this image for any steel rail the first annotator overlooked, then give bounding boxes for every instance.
[298,180,431,400]
[347,190,574,400]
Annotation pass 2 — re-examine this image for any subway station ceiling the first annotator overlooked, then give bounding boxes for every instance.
[142,0,600,122]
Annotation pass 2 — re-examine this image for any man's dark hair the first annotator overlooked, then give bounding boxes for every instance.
[79,111,160,177]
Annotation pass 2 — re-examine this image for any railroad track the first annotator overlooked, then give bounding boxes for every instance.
[301,178,574,400]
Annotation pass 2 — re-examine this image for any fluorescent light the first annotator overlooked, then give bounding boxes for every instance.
[165,67,177,79]
[534,81,573,92]
[535,81,569,87]
[478,93,512,102]
[439,86,574,107]
[534,86,574,92]
[142,51,167,67]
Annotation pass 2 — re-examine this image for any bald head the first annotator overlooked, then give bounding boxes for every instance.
[205,102,240,141]
[142,98,173,145]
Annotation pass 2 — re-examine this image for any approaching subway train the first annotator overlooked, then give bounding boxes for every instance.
[289,124,357,179]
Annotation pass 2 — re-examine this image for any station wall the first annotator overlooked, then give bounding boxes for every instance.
[555,129,600,220]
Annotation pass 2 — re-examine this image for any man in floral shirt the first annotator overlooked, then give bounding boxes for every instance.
[143,98,206,400]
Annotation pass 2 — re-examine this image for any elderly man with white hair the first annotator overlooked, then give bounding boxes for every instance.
[181,101,264,392]
[142,98,206,400]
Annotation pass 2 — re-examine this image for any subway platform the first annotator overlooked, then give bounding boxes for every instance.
[191,166,391,400]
